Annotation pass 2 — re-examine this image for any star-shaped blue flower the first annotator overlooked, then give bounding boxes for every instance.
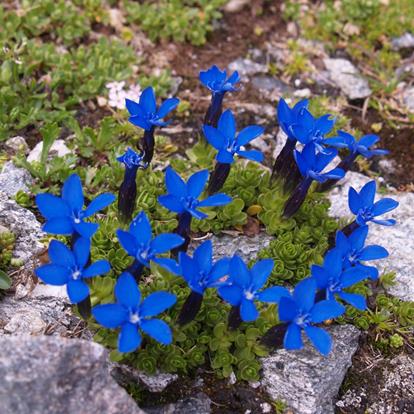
[199,65,240,94]
[218,255,290,322]
[294,143,345,183]
[203,110,264,164]
[35,238,111,304]
[335,226,389,280]
[117,147,148,169]
[158,167,232,220]
[278,278,345,355]
[92,272,176,353]
[117,211,184,268]
[126,86,179,131]
[325,131,389,158]
[277,98,309,141]
[36,174,115,238]
[349,180,399,226]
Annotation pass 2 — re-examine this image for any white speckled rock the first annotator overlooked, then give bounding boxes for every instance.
[27,139,71,163]
[402,86,414,112]
[5,136,29,154]
[392,32,414,50]
[261,325,360,414]
[0,162,33,197]
[228,58,268,78]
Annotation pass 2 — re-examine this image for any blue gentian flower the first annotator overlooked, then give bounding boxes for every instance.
[35,238,111,304]
[349,180,399,226]
[117,211,184,279]
[218,255,290,323]
[117,148,148,223]
[311,248,368,310]
[278,278,345,355]
[36,174,115,238]
[203,110,264,164]
[335,226,389,280]
[126,86,179,131]
[92,272,176,353]
[277,98,309,141]
[199,65,240,94]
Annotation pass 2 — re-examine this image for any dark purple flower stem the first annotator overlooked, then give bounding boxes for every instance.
[204,92,225,127]
[126,259,144,283]
[283,177,313,218]
[260,323,288,349]
[271,139,297,180]
[178,291,204,325]
[172,211,192,256]
[70,232,91,319]
[142,126,155,164]
[207,162,231,195]
[318,152,357,192]
[118,165,138,224]
[228,305,243,330]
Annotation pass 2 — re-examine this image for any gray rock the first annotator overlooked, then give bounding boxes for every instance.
[272,129,288,160]
[402,86,414,111]
[261,325,360,414]
[328,172,414,302]
[0,191,44,263]
[391,32,414,50]
[27,139,71,163]
[5,136,29,154]
[0,161,33,197]
[324,58,372,100]
[228,58,268,78]
[336,354,414,413]
[146,393,211,414]
[237,102,275,120]
[224,0,250,13]
[0,336,144,414]
[252,76,292,99]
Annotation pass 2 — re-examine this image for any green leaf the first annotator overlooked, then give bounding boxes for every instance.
[40,122,60,164]
[0,270,11,290]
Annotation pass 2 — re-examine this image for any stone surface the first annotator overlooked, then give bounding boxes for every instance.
[0,191,44,263]
[5,136,29,154]
[0,336,144,414]
[336,354,414,413]
[252,76,292,99]
[27,139,71,163]
[402,86,414,111]
[261,325,360,414]
[324,58,372,100]
[272,129,288,160]
[391,32,414,50]
[224,0,250,13]
[228,58,267,78]
[328,172,414,302]
[0,161,33,197]
[145,393,211,414]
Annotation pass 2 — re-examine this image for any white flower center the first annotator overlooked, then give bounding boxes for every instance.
[72,271,81,280]
[244,291,255,300]
[129,312,140,324]
[74,218,81,224]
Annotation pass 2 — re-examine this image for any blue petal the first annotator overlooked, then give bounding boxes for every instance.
[36,194,70,219]
[125,98,144,116]
[338,292,366,310]
[237,150,264,163]
[129,116,151,131]
[82,260,111,278]
[335,231,350,255]
[35,264,70,285]
[293,278,316,312]
[324,248,343,278]
[203,125,226,150]
[218,285,243,306]
[157,97,179,118]
[340,267,369,288]
[140,292,176,317]
[218,110,236,142]
[74,221,99,238]
[43,217,74,235]
[83,193,115,217]
[150,233,184,254]
[115,272,141,308]
[348,187,363,215]
[250,259,274,290]
[67,279,89,303]
[257,286,290,303]
[229,255,250,287]
[284,323,303,350]
[187,170,208,198]
[188,207,208,220]
[140,319,173,345]
[198,193,232,207]
[240,298,259,322]
[117,230,138,257]
[153,257,181,275]
[119,322,142,353]
[359,245,389,261]
[226,70,240,86]
[194,240,213,273]
[358,134,379,148]
[73,237,90,269]
[158,195,185,213]
[315,114,335,134]
[348,225,368,251]
[304,325,332,356]
[62,174,84,212]
[310,265,331,289]
[139,86,156,114]
[278,296,299,322]
[216,149,234,164]
[92,303,128,328]
[209,257,230,285]
[165,167,187,197]
[371,218,396,226]
[372,198,399,216]
[48,239,75,268]
[310,300,345,323]
[129,211,152,245]
[236,126,264,146]
[178,252,197,284]
[359,181,376,207]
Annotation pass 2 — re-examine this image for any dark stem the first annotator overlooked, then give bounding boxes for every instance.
[317,152,357,192]
[126,259,144,283]
[283,159,302,194]
[142,127,155,164]
[172,211,192,256]
[260,323,289,349]
[204,92,225,128]
[283,177,313,218]
[228,305,242,330]
[71,232,91,319]
[178,291,204,326]
[271,139,297,180]
[207,162,231,195]
[118,166,138,224]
